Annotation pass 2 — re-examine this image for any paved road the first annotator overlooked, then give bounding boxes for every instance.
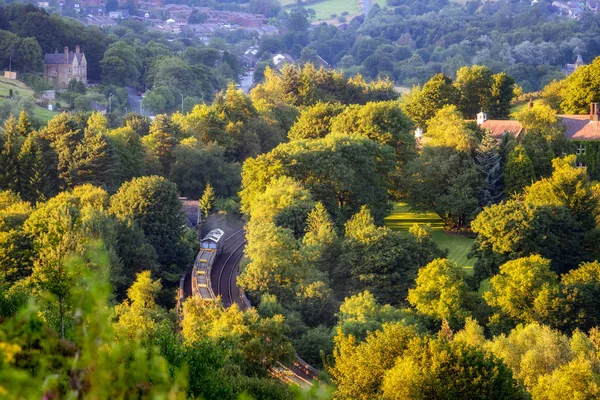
[240,72,254,94]
[126,86,153,117]
[362,0,372,15]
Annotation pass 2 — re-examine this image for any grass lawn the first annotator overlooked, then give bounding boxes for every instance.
[0,77,58,123]
[384,203,475,272]
[284,0,362,20]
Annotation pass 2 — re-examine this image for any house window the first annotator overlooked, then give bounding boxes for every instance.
[576,161,586,168]
[576,143,586,155]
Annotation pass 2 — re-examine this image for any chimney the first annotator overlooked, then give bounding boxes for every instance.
[64,46,69,63]
[76,44,80,54]
[591,103,600,122]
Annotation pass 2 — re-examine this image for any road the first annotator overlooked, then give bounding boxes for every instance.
[126,86,153,117]
[363,0,372,15]
[240,72,254,94]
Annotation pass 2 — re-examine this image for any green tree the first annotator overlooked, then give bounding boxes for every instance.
[471,199,589,279]
[288,102,345,140]
[484,255,559,328]
[330,323,418,400]
[488,72,515,119]
[109,176,193,303]
[106,127,145,186]
[199,182,214,222]
[454,65,493,118]
[382,338,526,400]
[114,270,167,341]
[338,206,445,305]
[0,115,20,192]
[16,110,32,137]
[475,131,504,206]
[504,144,535,195]
[100,42,142,86]
[405,146,482,229]
[408,258,471,324]
[423,105,478,152]
[330,101,416,166]
[17,132,53,202]
[142,114,179,175]
[401,73,460,129]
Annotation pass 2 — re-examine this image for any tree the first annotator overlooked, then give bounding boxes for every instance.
[109,176,193,303]
[488,72,515,119]
[338,206,445,305]
[484,255,559,328]
[401,73,460,129]
[408,258,471,324]
[504,144,535,195]
[16,110,32,137]
[423,105,478,152]
[330,323,418,400]
[454,65,493,118]
[100,42,141,86]
[142,115,178,175]
[240,134,396,224]
[18,133,53,202]
[486,323,574,389]
[106,127,145,186]
[523,155,598,230]
[471,200,588,279]
[199,182,214,222]
[475,131,504,206]
[514,102,569,178]
[405,146,481,229]
[248,0,281,17]
[382,338,526,400]
[559,261,600,332]
[0,115,20,192]
[288,102,345,140]
[330,101,416,166]
[114,270,167,341]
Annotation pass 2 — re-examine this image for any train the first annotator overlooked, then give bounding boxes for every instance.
[191,228,224,301]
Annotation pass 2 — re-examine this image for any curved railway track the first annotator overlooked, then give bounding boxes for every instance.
[185,226,319,385]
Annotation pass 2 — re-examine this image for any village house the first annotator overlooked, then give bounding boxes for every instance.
[44,45,87,89]
[477,103,600,175]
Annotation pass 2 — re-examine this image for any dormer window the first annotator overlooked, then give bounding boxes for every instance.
[576,143,586,155]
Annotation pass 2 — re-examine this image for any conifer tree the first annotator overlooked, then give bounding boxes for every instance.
[504,144,535,196]
[200,182,215,222]
[16,110,32,137]
[475,131,504,206]
[0,115,20,192]
[18,133,53,202]
[72,128,115,189]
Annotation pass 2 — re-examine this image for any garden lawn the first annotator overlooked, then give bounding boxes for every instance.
[0,77,58,122]
[384,203,475,272]
[283,0,362,20]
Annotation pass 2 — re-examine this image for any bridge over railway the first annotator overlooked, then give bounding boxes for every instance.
[181,225,319,386]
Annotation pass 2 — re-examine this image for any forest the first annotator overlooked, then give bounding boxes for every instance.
[2,57,600,398]
[4,0,600,394]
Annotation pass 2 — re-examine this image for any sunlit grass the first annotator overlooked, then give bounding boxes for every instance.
[384,203,475,272]
[283,0,362,20]
[0,77,58,122]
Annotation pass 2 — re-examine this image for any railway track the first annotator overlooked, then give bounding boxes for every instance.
[184,226,319,386]
[210,229,246,307]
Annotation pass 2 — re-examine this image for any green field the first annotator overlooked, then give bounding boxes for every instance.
[384,203,475,271]
[284,0,362,21]
[0,77,58,123]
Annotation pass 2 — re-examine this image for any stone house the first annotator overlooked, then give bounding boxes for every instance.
[43,45,87,89]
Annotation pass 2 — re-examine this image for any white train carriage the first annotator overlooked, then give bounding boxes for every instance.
[201,229,225,255]
[192,229,225,301]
